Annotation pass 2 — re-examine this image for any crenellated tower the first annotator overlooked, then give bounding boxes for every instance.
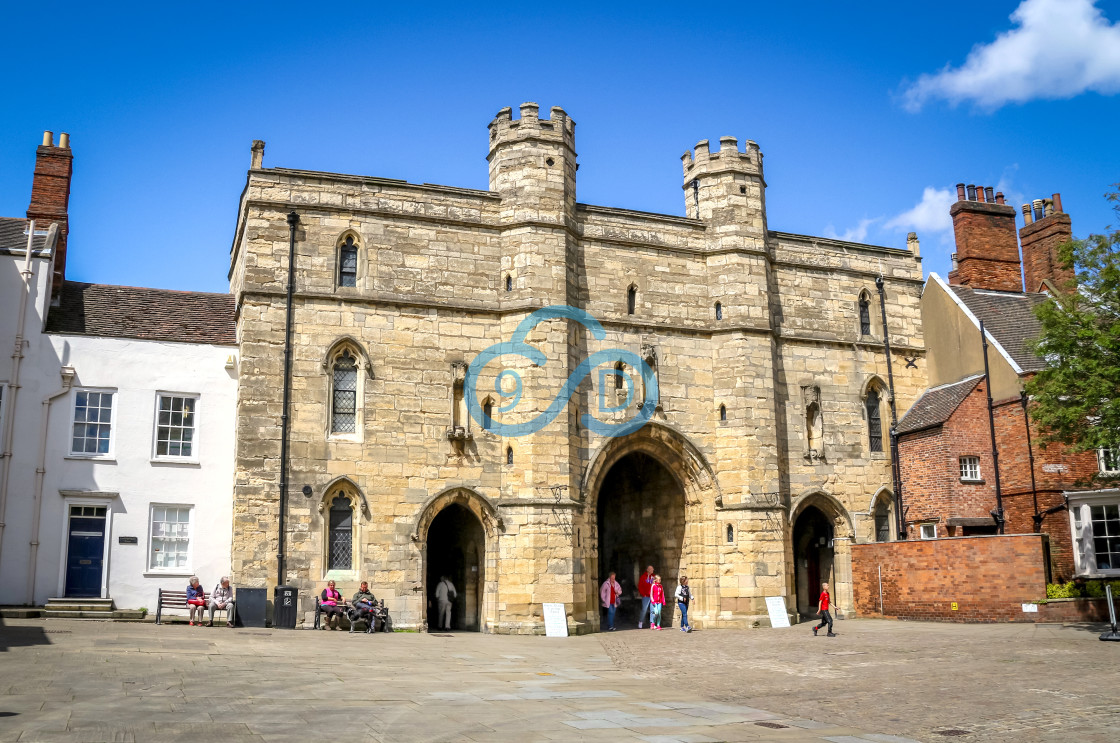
[488,103,577,225]
[682,137,767,252]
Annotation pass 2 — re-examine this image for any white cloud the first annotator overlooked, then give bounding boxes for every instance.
[884,187,955,235]
[902,0,1120,111]
[823,217,878,243]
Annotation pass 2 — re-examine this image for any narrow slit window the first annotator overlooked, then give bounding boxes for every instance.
[482,399,493,430]
[505,274,512,292]
[866,389,883,453]
[339,236,358,288]
[715,302,723,320]
[506,446,514,465]
[726,524,734,543]
[859,293,871,336]
[627,286,637,315]
[719,404,726,421]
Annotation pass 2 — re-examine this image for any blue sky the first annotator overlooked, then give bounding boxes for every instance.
[1,0,1118,293]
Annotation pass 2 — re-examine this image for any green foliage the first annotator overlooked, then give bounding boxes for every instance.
[1027,185,1120,466]
[1046,579,1120,599]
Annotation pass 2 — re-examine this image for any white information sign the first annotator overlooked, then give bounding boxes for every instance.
[765,596,791,628]
[543,602,569,637]
[1021,603,1039,613]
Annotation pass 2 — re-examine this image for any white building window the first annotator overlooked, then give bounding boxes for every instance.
[1099,447,1119,475]
[149,505,192,572]
[959,456,981,481]
[154,394,198,459]
[71,389,115,456]
[919,523,937,540]
[1070,493,1120,576]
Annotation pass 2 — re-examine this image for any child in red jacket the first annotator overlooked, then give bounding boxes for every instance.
[649,575,666,630]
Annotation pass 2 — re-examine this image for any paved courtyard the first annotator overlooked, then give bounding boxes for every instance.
[0,616,1117,742]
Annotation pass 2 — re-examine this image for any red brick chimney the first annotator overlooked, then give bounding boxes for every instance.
[26,131,73,299]
[1019,194,1074,293]
[948,182,1022,292]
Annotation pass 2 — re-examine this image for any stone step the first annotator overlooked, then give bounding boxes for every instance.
[43,609,147,620]
[44,598,115,612]
[0,607,44,619]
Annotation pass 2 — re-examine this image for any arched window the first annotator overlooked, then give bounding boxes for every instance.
[873,495,892,542]
[505,274,512,292]
[727,524,734,543]
[858,292,872,336]
[719,404,727,421]
[506,446,514,465]
[328,495,353,570]
[627,285,637,315]
[715,302,723,321]
[338,235,358,288]
[482,398,493,430]
[866,388,884,453]
[331,350,358,434]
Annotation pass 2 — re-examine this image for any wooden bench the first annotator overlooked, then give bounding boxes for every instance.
[155,588,230,625]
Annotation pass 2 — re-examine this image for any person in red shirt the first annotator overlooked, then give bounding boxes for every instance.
[638,565,655,628]
[649,575,666,630]
[813,581,835,637]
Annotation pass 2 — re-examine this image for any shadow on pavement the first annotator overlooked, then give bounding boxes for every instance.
[0,616,53,652]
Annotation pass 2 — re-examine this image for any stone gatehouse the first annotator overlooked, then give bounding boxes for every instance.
[228,103,927,632]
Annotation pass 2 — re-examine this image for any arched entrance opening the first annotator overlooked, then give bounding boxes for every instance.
[597,452,686,628]
[793,505,834,619]
[425,503,484,632]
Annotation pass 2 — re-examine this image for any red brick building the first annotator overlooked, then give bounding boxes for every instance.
[896,185,1116,581]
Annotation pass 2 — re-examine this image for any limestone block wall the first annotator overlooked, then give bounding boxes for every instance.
[228,105,927,632]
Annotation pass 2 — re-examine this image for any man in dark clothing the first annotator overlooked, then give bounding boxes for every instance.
[350,581,376,633]
[813,581,835,637]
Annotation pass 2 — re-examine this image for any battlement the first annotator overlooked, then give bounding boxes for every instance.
[487,102,576,159]
[681,137,763,185]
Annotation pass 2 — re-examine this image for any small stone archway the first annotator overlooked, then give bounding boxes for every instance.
[413,487,501,632]
[581,422,721,631]
[789,490,855,619]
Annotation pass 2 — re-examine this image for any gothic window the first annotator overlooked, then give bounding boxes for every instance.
[858,292,872,336]
[331,350,358,434]
[338,236,358,288]
[715,302,723,321]
[328,495,353,571]
[627,285,637,315]
[874,495,892,542]
[866,388,884,453]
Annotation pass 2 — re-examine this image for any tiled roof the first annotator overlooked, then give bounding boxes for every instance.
[46,281,236,345]
[0,217,52,254]
[949,285,1048,373]
[896,375,984,435]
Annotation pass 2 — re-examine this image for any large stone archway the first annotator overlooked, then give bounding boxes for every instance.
[413,487,501,632]
[789,491,855,619]
[582,422,720,630]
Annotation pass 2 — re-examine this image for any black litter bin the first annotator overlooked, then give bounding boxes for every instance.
[274,585,298,629]
[237,587,267,628]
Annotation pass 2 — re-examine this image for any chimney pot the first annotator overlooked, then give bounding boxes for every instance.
[1021,204,1033,225]
[1052,193,1063,213]
[250,140,265,170]
[1043,199,1054,218]
[984,186,994,203]
[995,191,1005,205]
[42,131,53,147]
[1032,199,1044,221]
[58,132,70,149]
[967,184,977,201]
[956,183,967,201]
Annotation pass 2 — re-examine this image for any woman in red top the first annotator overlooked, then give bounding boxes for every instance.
[813,581,835,637]
[649,575,666,630]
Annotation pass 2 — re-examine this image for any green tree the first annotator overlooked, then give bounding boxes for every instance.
[1027,186,1120,472]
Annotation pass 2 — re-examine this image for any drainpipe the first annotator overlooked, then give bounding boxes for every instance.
[980,321,1005,534]
[875,276,905,539]
[277,211,300,586]
[1020,390,1042,531]
[0,221,56,568]
[27,366,76,605]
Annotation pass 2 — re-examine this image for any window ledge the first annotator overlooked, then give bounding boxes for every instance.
[143,571,194,578]
[959,478,985,484]
[150,458,201,467]
[65,455,116,463]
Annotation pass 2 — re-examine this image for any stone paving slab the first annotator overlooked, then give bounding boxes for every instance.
[1,618,1118,741]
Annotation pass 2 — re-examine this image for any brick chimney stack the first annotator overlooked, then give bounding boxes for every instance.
[26,130,73,299]
[1019,194,1074,293]
[948,182,1022,292]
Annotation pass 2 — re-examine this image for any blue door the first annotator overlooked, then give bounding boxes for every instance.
[65,505,107,597]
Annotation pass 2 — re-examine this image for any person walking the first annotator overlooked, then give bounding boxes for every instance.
[674,575,693,633]
[813,581,835,637]
[435,575,457,631]
[600,571,622,631]
[649,575,666,630]
[638,565,655,628]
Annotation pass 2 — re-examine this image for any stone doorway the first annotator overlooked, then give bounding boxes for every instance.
[793,505,834,618]
[596,452,686,629]
[425,503,484,632]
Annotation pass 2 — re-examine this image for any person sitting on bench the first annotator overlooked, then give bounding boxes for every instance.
[186,576,207,626]
[350,581,376,633]
[320,580,345,630]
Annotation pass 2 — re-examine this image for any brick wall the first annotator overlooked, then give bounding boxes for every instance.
[1019,212,1074,292]
[852,535,1048,622]
[26,141,73,297]
[949,200,1022,292]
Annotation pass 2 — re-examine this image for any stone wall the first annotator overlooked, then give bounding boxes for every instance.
[228,104,927,632]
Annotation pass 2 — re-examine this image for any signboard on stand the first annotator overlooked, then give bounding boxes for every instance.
[765,596,791,628]
[543,603,569,637]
